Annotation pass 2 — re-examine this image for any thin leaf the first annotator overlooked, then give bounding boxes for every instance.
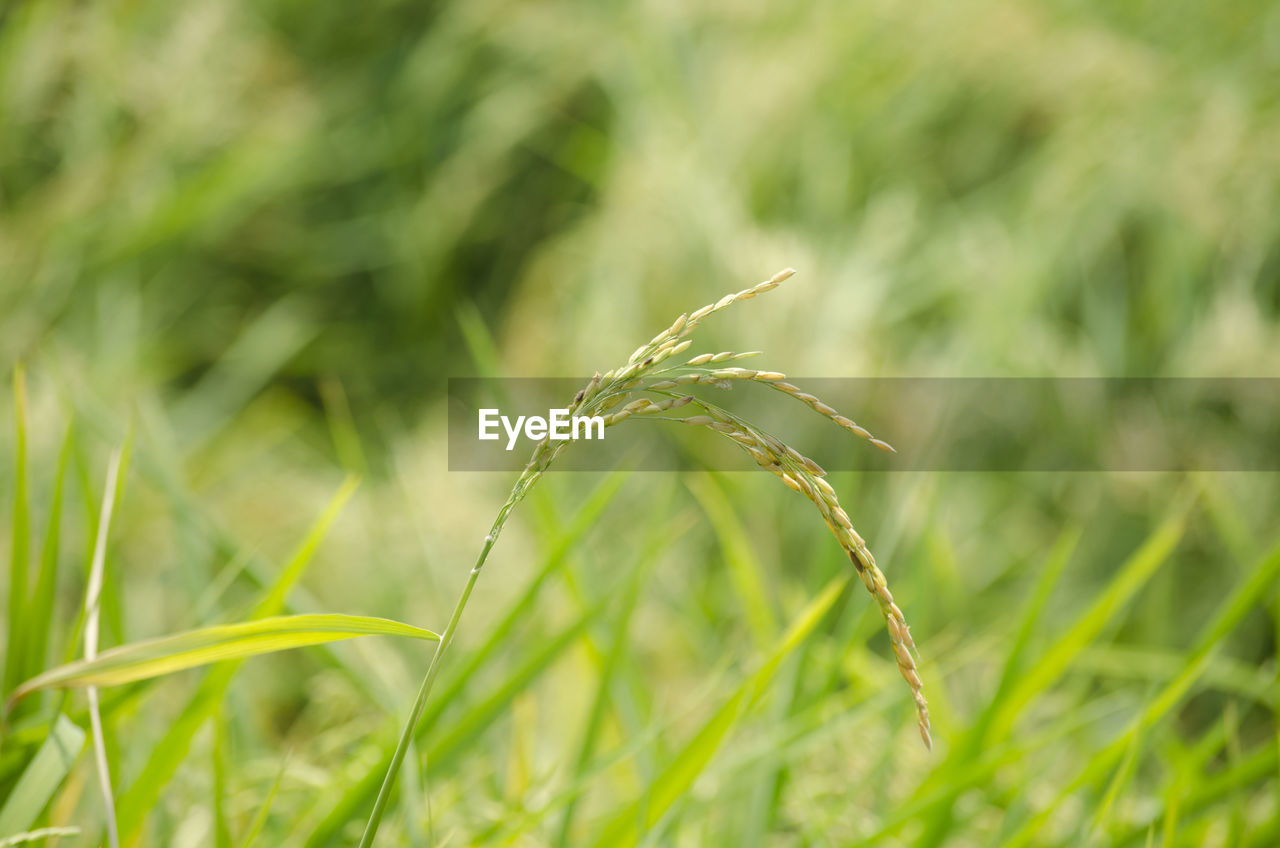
[114,475,358,841]
[237,756,287,848]
[4,365,30,696]
[84,447,124,848]
[428,597,607,768]
[455,299,505,381]
[1091,693,1151,837]
[0,715,85,835]
[0,827,82,846]
[168,296,319,449]
[1113,746,1277,847]
[1005,536,1280,847]
[10,614,438,701]
[305,592,612,847]
[687,473,778,647]
[22,424,74,689]
[213,706,232,848]
[320,377,368,476]
[991,493,1194,739]
[554,540,656,847]
[912,525,1081,848]
[589,576,849,848]
[412,470,629,740]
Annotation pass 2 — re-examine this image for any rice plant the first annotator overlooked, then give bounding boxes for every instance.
[360,268,930,844]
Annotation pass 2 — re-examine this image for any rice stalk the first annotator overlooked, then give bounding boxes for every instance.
[361,268,929,845]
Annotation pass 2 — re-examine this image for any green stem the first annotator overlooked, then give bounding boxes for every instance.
[357,533,496,847]
[358,416,569,844]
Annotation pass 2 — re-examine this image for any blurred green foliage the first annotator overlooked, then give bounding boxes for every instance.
[2,0,1280,845]
[1,0,611,416]
[4,0,1279,419]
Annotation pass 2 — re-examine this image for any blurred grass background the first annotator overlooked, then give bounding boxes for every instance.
[2,0,1280,844]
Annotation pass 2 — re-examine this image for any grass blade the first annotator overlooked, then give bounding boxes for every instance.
[21,424,74,694]
[4,365,30,697]
[113,475,358,841]
[0,827,82,846]
[306,593,612,847]
[554,520,671,847]
[588,576,849,848]
[236,755,288,848]
[0,714,85,836]
[1091,693,1151,838]
[68,383,395,708]
[912,525,1081,847]
[455,298,505,381]
[213,705,232,848]
[1004,535,1280,846]
[168,296,318,449]
[303,473,629,847]
[420,470,630,735]
[1113,746,1278,846]
[990,493,1195,739]
[427,594,608,770]
[687,473,778,646]
[320,377,368,476]
[84,448,124,848]
[9,614,439,701]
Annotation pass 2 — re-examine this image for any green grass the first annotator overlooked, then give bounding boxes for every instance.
[4,367,29,701]
[4,0,1280,844]
[2,372,1279,844]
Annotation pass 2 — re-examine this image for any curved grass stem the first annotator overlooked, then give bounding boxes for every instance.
[358,533,495,847]
[357,267,926,843]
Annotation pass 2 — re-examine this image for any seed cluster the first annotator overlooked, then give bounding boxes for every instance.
[497,268,930,748]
